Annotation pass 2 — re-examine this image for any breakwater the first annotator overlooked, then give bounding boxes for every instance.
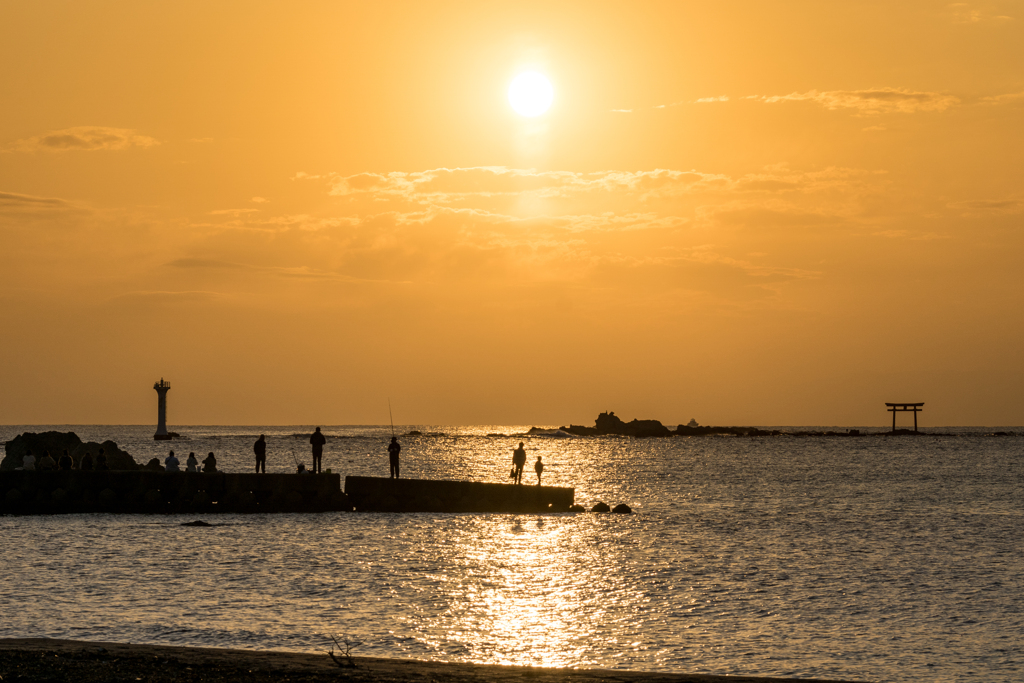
[345,476,574,513]
[0,471,350,515]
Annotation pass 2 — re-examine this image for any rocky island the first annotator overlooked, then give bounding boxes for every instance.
[556,412,841,437]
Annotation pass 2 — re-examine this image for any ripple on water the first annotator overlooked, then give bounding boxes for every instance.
[1,428,1023,682]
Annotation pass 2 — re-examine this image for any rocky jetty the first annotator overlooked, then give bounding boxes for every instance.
[1,431,138,471]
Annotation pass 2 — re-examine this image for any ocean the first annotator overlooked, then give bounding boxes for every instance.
[1,424,1021,682]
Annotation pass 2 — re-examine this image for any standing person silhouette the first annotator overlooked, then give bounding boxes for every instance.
[387,436,401,479]
[534,455,544,486]
[310,427,326,474]
[512,442,527,485]
[253,434,267,474]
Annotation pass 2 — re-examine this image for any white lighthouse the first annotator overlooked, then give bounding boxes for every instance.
[154,378,171,440]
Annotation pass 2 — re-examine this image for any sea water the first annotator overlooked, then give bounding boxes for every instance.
[1,425,1021,682]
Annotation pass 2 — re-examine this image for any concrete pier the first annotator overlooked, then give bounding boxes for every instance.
[0,471,349,515]
[345,476,574,513]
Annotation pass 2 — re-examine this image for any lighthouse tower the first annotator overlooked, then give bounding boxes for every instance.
[154,378,172,440]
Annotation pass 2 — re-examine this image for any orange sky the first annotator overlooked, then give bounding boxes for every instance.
[2,1,1023,426]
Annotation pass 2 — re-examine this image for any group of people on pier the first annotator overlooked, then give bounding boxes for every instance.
[248,430,546,484]
[19,430,548,486]
[163,450,216,473]
[17,448,109,471]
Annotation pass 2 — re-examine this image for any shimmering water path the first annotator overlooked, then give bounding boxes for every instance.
[1,425,1022,682]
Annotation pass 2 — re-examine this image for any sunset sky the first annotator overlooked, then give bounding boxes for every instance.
[2,1,1022,426]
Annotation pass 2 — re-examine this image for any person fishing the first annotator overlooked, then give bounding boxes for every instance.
[253,434,267,474]
[310,427,326,474]
[388,436,401,479]
[512,442,527,485]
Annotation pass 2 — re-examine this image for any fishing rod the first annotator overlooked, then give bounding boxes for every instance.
[388,398,395,438]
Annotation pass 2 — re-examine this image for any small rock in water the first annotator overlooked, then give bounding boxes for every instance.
[590,502,610,513]
[181,520,211,527]
[569,504,585,512]
[612,503,632,514]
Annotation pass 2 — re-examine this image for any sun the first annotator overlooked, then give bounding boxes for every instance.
[508,72,553,117]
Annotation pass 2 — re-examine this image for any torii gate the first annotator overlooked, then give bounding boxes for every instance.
[885,402,924,432]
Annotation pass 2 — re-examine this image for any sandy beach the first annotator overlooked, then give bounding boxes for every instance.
[0,639,864,683]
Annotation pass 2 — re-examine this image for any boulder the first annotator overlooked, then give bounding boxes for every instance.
[590,501,610,513]
[73,441,137,470]
[1,432,138,471]
[612,503,632,514]
[1,432,80,470]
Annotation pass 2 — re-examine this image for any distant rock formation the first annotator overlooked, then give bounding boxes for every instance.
[1,431,138,471]
[560,411,673,437]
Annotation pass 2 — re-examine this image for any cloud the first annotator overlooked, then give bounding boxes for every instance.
[980,91,1024,105]
[0,190,71,210]
[210,208,260,216]
[613,89,959,115]
[948,199,1023,213]
[756,88,960,114]
[7,126,159,152]
[109,290,226,303]
[313,166,859,206]
[165,256,407,283]
[948,3,1014,23]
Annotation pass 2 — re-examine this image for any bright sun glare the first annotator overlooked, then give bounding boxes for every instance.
[508,72,553,117]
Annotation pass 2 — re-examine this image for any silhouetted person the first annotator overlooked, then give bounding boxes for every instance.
[534,455,544,486]
[165,450,180,472]
[21,450,36,471]
[203,452,217,473]
[186,452,199,472]
[79,451,93,471]
[254,434,267,474]
[310,427,326,474]
[58,449,74,471]
[512,442,526,485]
[388,437,401,479]
[38,450,57,471]
[96,448,109,470]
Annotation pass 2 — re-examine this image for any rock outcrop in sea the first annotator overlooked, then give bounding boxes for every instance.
[1,432,138,471]
[560,411,673,437]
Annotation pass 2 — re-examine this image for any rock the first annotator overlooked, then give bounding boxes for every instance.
[568,504,585,512]
[1,431,138,471]
[181,520,211,527]
[1,431,80,470]
[98,488,116,504]
[591,501,610,513]
[75,441,137,470]
[561,412,672,437]
[144,458,164,471]
[612,503,632,514]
